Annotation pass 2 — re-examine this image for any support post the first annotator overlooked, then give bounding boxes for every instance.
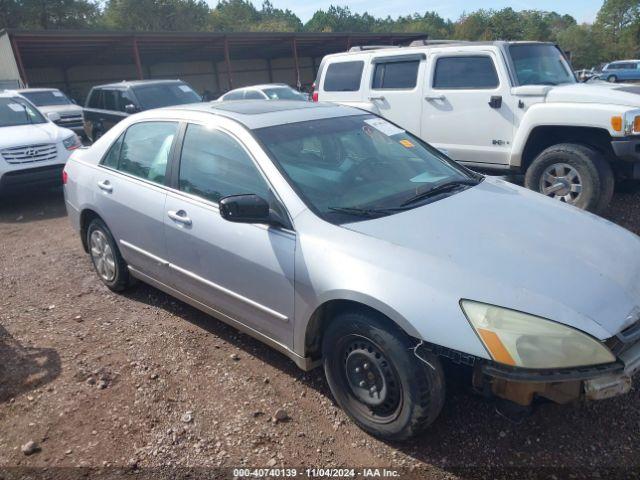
[266,58,274,83]
[62,67,71,94]
[291,37,300,89]
[346,36,352,50]
[11,37,28,86]
[212,60,221,95]
[224,36,233,90]
[132,37,144,80]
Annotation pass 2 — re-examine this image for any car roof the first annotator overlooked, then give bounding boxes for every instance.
[167,100,366,129]
[92,79,185,89]
[15,88,61,93]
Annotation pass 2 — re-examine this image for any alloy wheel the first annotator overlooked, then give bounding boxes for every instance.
[539,163,583,204]
[90,230,116,282]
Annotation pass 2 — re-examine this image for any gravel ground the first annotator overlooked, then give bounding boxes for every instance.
[1,185,639,479]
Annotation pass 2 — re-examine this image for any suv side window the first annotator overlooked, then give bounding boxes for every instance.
[433,56,499,89]
[116,122,179,184]
[103,90,117,111]
[324,61,364,92]
[372,60,420,89]
[88,89,103,109]
[179,124,269,203]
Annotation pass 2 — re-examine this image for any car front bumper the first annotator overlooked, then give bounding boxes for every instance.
[0,164,65,193]
[611,137,640,164]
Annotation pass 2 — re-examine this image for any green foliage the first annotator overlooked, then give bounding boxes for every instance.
[209,0,301,32]
[102,0,210,31]
[595,0,640,58]
[0,0,100,29]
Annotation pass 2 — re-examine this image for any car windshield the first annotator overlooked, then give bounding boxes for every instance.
[254,114,477,222]
[509,44,576,86]
[21,90,72,106]
[0,97,47,127]
[262,87,307,101]
[132,83,201,109]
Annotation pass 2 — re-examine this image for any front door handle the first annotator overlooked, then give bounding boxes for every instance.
[168,210,192,226]
[425,94,446,101]
[97,180,113,193]
[368,96,385,102]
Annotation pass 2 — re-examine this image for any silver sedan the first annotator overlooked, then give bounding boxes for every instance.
[64,101,640,440]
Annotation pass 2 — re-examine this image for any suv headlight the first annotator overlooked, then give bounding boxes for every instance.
[623,110,640,135]
[461,300,615,369]
[63,134,81,151]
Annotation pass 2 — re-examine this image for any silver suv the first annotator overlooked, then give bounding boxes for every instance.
[64,101,640,440]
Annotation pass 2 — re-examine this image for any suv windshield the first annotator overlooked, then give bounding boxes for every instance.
[262,87,307,101]
[254,114,478,222]
[132,83,201,109]
[0,97,47,127]
[509,44,575,86]
[21,90,72,106]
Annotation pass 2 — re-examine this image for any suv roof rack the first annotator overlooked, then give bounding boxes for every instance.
[348,45,398,52]
[409,39,472,47]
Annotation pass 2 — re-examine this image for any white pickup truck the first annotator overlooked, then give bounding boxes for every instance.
[314,41,640,213]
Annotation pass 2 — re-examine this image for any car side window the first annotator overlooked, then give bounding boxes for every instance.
[323,61,364,92]
[178,124,270,203]
[433,56,499,89]
[244,90,265,99]
[116,122,179,184]
[88,89,103,109]
[372,60,420,89]
[101,134,124,169]
[223,90,244,100]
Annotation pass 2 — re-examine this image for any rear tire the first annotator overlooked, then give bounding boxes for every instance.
[607,75,617,83]
[524,143,614,214]
[87,218,129,292]
[322,310,445,441]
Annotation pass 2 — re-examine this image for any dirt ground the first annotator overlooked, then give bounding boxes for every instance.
[1,184,640,479]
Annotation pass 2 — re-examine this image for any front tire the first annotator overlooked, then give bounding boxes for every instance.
[322,310,445,441]
[607,75,617,83]
[524,143,614,213]
[87,218,130,292]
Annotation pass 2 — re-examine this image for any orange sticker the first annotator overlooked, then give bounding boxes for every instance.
[399,139,415,148]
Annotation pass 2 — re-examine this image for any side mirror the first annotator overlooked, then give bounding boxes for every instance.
[46,112,61,122]
[219,194,271,224]
[124,103,138,114]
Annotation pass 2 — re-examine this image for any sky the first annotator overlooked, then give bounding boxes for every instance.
[206,0,605,24]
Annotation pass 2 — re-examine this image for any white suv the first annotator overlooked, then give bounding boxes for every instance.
[0,92,80,194]
[315,41,640,213]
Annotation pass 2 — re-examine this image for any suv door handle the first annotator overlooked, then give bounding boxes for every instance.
[425,94,446,101]
[368,96,385,102]
[167,210,192,226]
[97,180,113,193]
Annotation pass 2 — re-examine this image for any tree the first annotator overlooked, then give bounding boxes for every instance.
[304,6,375,32]
[454,10,491,40]
[102,0,210,31]
[16,0,100,29]
[557,24,607,68]
[595,0,640,58]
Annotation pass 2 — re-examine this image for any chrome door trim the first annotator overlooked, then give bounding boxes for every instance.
[120,240,289,323]
[128,266,314,370]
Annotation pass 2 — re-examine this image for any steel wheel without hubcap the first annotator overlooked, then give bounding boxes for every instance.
[342,337,402,423]
[540,162,583,204]
[90,230,116,282]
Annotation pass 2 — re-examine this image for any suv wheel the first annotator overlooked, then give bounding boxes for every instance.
[87,218,130,292]
[607,75,617,83]
[322,310,445,441]
[524,143,614,213]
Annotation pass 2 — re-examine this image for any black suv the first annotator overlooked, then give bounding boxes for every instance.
[83,80,201,141]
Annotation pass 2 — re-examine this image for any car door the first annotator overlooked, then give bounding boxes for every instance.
[364,53,426,136]
[93,120,180,281]
[163,122,295,348]
[101,88,129,133]
[421,50,515,166]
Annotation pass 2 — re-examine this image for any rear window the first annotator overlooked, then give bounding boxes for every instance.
[433,56,499,89]
[21,90,72,106]
[323,61,364,92]
[372,61,420,89]
[132,83,201,109]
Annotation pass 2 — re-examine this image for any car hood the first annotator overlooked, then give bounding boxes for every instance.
[342,177,640,339]
[0,122,70,148]
[544,82,640,107]
[37,104,83,116]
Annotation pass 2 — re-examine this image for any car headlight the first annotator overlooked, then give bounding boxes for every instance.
[623,110,640,135]
[63,134,81,151]
[461,300,615,369]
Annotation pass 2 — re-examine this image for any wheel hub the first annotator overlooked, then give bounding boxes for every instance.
[90,230,116,282]
[540,163,582,204]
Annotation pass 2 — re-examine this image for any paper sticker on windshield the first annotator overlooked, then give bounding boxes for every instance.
[399,139,415,148]
[178,85,192,92]
[7,103,24,112]
[53,91,64,97]
[364,118,404,137]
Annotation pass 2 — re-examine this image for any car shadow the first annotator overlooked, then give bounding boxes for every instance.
[0,187,67,224]
[119,282,640,474]
[0,324,61,403]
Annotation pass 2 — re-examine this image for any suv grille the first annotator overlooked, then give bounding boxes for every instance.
[56,114,83,128]
[0,144,58,165]
[606,317,640,356]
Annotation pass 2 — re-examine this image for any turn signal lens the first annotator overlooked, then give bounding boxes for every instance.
[312,91,319,102]
[634,116,640,133]
[62,169,68,185]
[611,116,623,132]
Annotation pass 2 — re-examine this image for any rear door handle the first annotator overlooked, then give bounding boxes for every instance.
[168,210,192,226]
[425,94,446,101]
[97,180,113,193]
[368,96,385,102]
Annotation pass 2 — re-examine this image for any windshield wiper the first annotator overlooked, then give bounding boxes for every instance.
[400,179,480,207]
[328,206,406,218]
